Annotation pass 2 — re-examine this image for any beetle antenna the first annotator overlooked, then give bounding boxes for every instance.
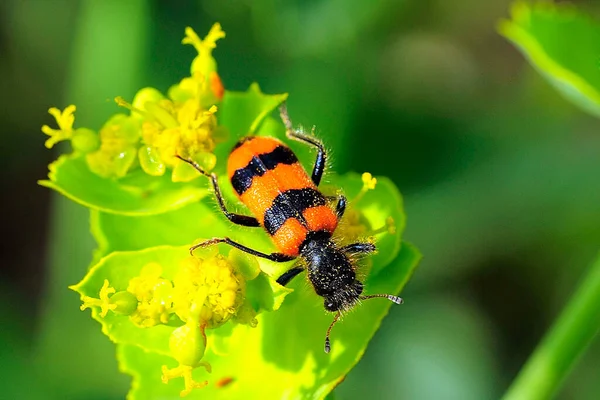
[359,294,404,305]
[324,311,341,354]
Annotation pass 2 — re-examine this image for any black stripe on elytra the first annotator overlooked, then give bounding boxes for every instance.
[231,146,298,195]
[232,136,254,151]
[263,188,326,235]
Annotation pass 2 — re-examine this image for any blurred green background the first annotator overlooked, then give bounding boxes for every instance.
[1,0,599,399]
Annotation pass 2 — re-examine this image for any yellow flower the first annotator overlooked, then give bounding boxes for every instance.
[162,316,212,397]
[162,360,211,397]
[177,24,226,107]
[361,172,377,190]
[138,102,218,181]
[42,105,100,153]
[79,279,117,318]
[127,263,174,327]
[182,23,226,77]
[41,105,76,148]
[172,255,244,328]
[76,279,138,318]
[114,25,226,182]
[162,252,249,396]
[43,25,227,183]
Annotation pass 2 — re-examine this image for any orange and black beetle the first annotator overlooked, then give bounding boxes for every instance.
[177,104,402,353]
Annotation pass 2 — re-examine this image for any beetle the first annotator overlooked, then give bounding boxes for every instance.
[176,104,402,353]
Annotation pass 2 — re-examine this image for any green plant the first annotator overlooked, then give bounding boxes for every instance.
[499,1,600,118]
[499,2,600,399]
[40,23,419,399]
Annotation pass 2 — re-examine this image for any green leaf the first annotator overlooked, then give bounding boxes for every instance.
[325,173,405,275]
[245,270,293,312]
[498,1,600,117]
[40,156,209,216]
[71,246,189,355]
[256,243,420,397]
[118,243,420,399]
[85,150,410,399]
[90,197,274,263]
[90,200,225,259]
[70,245,289,356]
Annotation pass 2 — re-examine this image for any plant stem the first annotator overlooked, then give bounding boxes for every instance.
[503,252,600,400]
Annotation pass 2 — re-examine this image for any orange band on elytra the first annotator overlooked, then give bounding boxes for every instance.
[271,218,308,256]
[303,205,338,233]
[227,137,282,177]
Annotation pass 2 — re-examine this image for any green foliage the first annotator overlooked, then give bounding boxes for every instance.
[499,1,600,117]
[503,252,600,400]
[39,84,286,216]
[498,3,600,399]
[40,24,419,399]
[71,245,290,355]
[117,244,419,400]
[73,161,417,399]
[40,156,209,216]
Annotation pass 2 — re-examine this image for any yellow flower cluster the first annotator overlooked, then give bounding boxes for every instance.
[78,251,254,396]
[172,254,244,328]
[79,254,248,328]
[42,24,227,181]
[127,263,175,327]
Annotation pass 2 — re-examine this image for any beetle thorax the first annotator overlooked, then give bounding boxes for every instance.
[301,236,363,311]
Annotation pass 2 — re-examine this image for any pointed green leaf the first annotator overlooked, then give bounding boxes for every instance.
[499,2,600,117]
